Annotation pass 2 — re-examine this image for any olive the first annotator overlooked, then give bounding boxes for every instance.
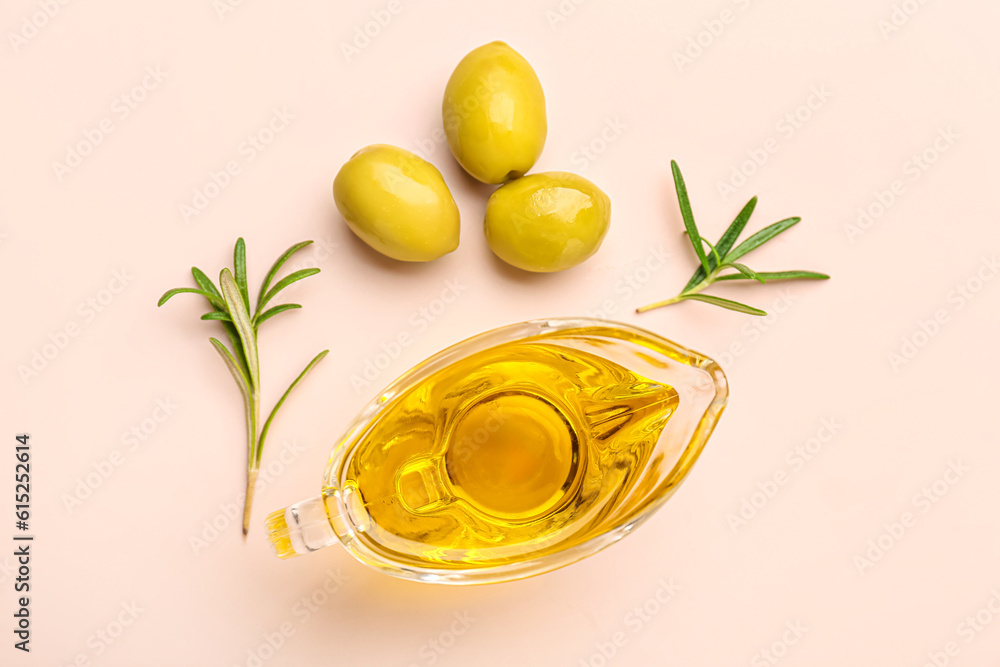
[443,41,547,184]
[333,144,460,262]
[484,172,610,272]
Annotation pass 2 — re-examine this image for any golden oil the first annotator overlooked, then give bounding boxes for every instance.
[335,339,679,569]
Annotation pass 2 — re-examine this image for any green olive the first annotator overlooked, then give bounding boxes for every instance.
[443,41,547,184]
[484,172,611,273]
[333,144,460,262]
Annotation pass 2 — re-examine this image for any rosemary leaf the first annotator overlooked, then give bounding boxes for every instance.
[638,162,828,316]
[671,160,710,275]
[683,294,768,316]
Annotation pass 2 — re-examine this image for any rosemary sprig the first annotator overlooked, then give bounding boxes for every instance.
[637,160,829,315]
[158,238,328,538]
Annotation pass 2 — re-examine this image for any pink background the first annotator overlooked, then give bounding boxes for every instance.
[3,0,1000,665]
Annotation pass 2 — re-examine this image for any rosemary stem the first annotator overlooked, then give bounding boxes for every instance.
[635,273,717,313]
[683,275,714,297]
[243,467,258,538]
[242,391,260,538]
[635,296,683,312]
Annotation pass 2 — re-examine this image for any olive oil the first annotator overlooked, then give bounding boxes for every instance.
[266,319,727,584]
[335,340,678,568]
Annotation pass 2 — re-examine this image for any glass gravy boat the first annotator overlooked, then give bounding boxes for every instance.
[266,318,727,584]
